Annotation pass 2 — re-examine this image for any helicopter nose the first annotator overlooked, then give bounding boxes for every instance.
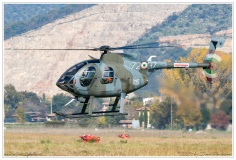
[56,75,75,93]
[56,77,65,89]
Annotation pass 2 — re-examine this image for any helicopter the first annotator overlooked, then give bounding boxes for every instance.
[11,37,225,118]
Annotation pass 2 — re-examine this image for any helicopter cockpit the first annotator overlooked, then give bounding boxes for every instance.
[56,60,100,93]
[56,61,87,93]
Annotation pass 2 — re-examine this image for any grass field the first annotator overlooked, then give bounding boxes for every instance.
[4,127,232,157]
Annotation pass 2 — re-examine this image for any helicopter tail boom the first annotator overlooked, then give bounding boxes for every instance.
[146,37,225,83]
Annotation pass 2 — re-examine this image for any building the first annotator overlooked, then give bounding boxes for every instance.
[119,120,133,128]
[25,111,46,122]
[119,119,140,129]
[143,97,154,106]
[143,96,164,106]
[31,117,46,122]
[46,113,56,121]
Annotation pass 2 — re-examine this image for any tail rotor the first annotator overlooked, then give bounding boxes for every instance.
[203,37,225,84]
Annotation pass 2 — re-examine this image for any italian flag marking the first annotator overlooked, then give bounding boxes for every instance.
[141,62,148,69]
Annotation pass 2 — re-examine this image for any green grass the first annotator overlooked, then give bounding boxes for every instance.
[4,128,232,157]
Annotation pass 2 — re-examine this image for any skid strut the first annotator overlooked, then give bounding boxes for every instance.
[54,94,128,118]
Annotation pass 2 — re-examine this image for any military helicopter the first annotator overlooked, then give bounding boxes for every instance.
[11,37,225,118]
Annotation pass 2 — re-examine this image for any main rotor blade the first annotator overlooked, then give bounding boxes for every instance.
[118,42,160,48]
[5,42,181,51]
[5,48,96,51]
[114,45,178,50]
[111,42,159,50]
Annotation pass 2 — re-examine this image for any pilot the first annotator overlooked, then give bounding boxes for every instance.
[106,77,113,83]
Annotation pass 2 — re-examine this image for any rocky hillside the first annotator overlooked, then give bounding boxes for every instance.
[4,4,96,40]
[4,4,66,26]
[4,4,190,97]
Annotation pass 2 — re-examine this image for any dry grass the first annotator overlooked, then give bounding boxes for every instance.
[4,127,232,157]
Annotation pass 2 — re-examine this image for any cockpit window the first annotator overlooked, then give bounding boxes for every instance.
[80,66,96,87]
[87,59,100,63]
[56,62,87,92]
[65,62,86,76]
[101,66,114,84]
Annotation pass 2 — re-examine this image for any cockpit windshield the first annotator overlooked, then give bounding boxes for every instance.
[56,61,87,92]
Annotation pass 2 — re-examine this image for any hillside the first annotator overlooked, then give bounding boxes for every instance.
[126,4,232,61]
[4,4,66,26]
[4,4,96,40]
[4,4,191,97]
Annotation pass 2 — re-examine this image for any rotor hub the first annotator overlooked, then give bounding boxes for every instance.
[99,45,111,51]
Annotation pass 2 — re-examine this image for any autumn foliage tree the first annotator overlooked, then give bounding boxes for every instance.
[158,48,232,129]
[98,117,107,128]
[210,110,229,130]
[159,79,202,129]
[179,48,232,110]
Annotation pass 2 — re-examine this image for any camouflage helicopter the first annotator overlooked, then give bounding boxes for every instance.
[12,37,225,118]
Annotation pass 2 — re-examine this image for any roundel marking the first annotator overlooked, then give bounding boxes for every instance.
[141,62,148,69]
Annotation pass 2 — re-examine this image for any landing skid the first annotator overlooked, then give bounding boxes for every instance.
[54,111,128,118]
[55,93,128,118]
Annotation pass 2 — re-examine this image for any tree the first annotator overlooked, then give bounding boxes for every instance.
[4,104,8,119]
[220,91,232,123]
[15,106,25,123]
[159,79,202,129]
[25,113,32,122]
[178,49,232,110]
[150,97,177,129]
[4,84,21,109]
[98,117,107,128]
[130,98,143,108]
[159,48,231,129]
[200,105,210,130]
[52,93,75,112]
[139,111,144,127]
[114,115,127,126]
[106,116,117,127]
[166,12,178,22]
[77,118,92,127]
[42,93,46,103]
[20,91,40,105]
[210,110,229,130]
[144,107,148,128]
[4,84,46,114]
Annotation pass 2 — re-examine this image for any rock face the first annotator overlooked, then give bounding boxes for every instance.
[4,4,190,97]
